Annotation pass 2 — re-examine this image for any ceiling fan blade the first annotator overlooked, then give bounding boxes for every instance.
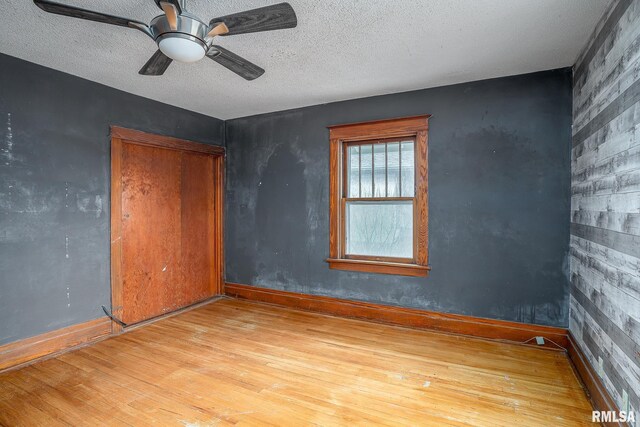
[139,50,173,76]
[209,2,297,36]
[154,0,182,15]
[33,0,151,36]
[160,1,179,30]
[207,46,264,81]
[207,23,229,38]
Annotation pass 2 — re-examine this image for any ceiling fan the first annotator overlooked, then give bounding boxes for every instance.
[33,0,297,80]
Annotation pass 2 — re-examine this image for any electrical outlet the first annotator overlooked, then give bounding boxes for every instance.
[535,336,545,345]
[622,390,629,413]
[597,356,605,377]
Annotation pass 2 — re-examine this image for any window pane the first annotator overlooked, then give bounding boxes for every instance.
[400,141,414,197]
[360,144,373,197]
[347,145,360,197]
[346,201,413,258]
[386,142,400,197]
[373,143,386,197]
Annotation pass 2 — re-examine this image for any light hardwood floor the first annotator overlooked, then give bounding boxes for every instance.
[0,298,593,426]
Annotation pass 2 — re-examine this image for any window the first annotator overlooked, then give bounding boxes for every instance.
[327,115,430,277]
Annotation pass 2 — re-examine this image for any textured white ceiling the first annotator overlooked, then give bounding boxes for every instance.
[1,0,609,119]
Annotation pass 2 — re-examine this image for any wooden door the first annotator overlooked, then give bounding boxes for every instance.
[110,127,224,329]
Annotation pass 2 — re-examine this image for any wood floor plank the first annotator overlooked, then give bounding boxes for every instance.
[0,298,593,426]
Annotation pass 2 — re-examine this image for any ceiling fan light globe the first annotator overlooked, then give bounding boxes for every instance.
[158,36,205,63]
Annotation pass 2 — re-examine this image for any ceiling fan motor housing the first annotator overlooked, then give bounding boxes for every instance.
[150,13,209,51]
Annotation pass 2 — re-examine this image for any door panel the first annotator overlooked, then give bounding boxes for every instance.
[181,152,216,304]
[116,135,220,325]
[121,143,182,324]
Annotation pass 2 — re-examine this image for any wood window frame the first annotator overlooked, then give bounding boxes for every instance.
[326,115,430,277]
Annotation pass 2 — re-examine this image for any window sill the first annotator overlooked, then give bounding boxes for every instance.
[326,258,430,277]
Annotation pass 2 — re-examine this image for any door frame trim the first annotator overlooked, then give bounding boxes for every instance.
[111,126,225,156]
[110,126,225,333]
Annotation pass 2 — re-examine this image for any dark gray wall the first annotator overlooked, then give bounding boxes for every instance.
[569,0,640,415]
[0,53,224,345]
[226,68,573,327]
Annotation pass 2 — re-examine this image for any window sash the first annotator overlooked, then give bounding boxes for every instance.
[342,199,415,263]
[343,137,416,200]
[342,137,417,261]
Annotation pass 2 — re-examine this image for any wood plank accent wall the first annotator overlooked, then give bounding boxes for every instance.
[566,332,625,426]
[570,0,640,419]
